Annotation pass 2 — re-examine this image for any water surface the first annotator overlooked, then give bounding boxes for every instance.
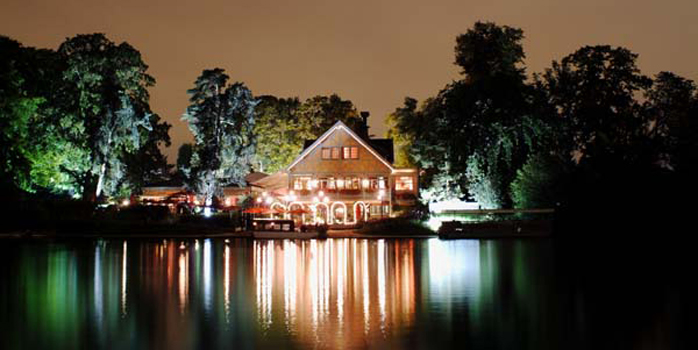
[0,238,686,349]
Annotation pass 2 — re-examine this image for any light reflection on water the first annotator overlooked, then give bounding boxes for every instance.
[0,237,683,349]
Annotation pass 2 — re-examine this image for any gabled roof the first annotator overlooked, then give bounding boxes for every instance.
[287,120,395,172]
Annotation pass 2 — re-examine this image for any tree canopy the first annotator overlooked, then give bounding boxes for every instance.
[182,68,257,202]
[253,94,362,173]
[1,34,170,201]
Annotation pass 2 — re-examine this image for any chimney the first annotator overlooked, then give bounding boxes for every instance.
[358,111,370,140]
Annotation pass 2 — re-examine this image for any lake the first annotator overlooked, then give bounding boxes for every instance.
[0,237,688,349]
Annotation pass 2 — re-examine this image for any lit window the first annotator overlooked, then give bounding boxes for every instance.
[322,148,331,159]
[396,176,413,191]
[293,176,311,190]
[331,147,340,159]
[342,146,359,159]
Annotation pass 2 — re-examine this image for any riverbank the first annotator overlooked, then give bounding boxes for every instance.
[0,228,437,240]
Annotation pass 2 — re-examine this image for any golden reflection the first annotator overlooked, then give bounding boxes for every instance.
[252,238,419,347]
[178,248,188,315]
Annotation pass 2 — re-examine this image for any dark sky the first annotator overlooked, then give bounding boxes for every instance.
[2,0,697,161]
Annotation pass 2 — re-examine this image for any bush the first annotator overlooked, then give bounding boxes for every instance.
[510,153,569,209]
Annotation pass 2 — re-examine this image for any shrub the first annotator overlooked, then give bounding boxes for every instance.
[510,153,569,208]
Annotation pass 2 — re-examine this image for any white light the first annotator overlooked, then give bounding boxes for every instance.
[323,197,330,203]
[225,198,231,206]
[194,199,200,206]
[256,197,262,203]
[283,195,290,202]
[262,192,267,197]
[319,191,324,197]
[362,179,369,188]
[337,179,345,188]
[265,197,273,204]
[205,198,212,206]
[290,195,297,201]
[379,189,385,196]
[203,207,212,218]
[290,190,295,196]
[121,199,130,207]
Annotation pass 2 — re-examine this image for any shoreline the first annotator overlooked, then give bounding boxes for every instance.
[0,229,438,240]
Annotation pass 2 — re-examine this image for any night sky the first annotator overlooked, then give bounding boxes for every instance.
[2,0,696,161]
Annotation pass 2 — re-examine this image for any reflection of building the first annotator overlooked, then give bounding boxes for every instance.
[253,238,419,348]
[255,116,419,225]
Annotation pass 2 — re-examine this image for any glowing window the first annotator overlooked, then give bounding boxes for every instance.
[321,148,331,159]
[293,176,311,190]
[343,146,358,159]
[331,147,341,159]
[395,176,413,191]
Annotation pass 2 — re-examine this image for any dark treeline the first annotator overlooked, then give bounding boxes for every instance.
[387,22,698,230]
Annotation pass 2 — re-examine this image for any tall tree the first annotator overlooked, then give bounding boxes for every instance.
[183,68,257,203]
[56,34,156,200]
[643,72,698,172]
[540,45,652,165]
[120,114,172,193]
[387,22,546,208]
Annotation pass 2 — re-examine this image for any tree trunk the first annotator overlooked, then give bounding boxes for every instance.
[95,163,106,199]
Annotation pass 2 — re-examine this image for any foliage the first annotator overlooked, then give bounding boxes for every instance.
[387,22,548,208]
[385,97,419,167]
[539,45,652,164]
[56,34,157,200]
[183,68,257,202]
[1,34,168,201]
[643,71,698,172]
[253,94,362,173]
[510,153,570,209]
[253,96,302,173]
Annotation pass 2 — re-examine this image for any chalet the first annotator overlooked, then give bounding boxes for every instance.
[257,116,419,225]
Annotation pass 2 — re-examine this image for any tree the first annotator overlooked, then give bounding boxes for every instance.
[387,22,546,208]
[183,68,257,203]
[643,72,698,172]
[176,143,194,183]
[510,153,570,209]
[121,114,172,194]
[56,34,157,200]
[253,94,361,173]
[454,21,525,82]
[386,97,419,167]
[539,45,652,165]
[253,96,301,173]
[0,37,58,192]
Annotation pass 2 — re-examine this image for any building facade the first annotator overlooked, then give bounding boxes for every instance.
[271,120,418,225]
